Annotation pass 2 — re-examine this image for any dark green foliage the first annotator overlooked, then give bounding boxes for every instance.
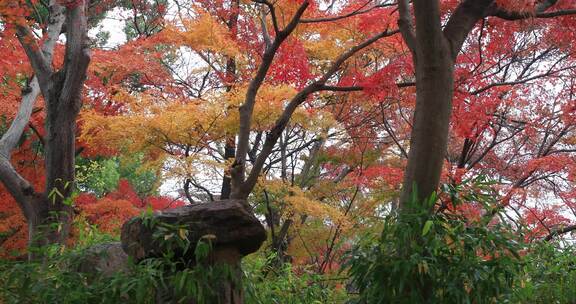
[0,216,235,304]
[2,182,576,303]
[244,253,347,304]
[512,243,576,303]
[0,215,345,304]
[344,194,523,304]
[118,0,167,39]
[118,154,160,197]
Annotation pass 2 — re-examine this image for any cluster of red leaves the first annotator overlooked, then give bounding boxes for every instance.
[352,165,404,189]
[1,176,186,258]
[0,35,34,117]
[88,38,171,107]
[360,59,406,102]
[195,0,237,23]
[0,188,28,259]
[75,179,186,235]
[0,0,35,24]
[451,90,504,139]
[355,5,396,35]
[494,0,536,13]
[522,204,571,241]
[269,37,312,89]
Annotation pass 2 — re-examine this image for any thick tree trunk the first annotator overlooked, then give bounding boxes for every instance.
[0,0,91,259]
[29,2,90,254]
[399,0,454,209]
[39,71,82,244]
[399,60,454,208]
[27,204,71,256]
[398,0,499,209]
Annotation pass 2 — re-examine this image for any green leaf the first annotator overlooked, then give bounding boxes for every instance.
[422,220,434,236]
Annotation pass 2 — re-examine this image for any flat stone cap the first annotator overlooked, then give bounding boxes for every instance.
[121,200,266,261]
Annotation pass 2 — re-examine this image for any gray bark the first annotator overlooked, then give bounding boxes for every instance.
[0,0,91,259]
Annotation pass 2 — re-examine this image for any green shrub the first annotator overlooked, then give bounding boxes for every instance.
[512,242,576,303]
[243,254,347,304]
[344,194,523,304]
[0,218,237,304]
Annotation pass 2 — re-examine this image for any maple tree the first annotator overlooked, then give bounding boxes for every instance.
[79,0,406,270]
[0,0,92,259]
[396,0,576,203]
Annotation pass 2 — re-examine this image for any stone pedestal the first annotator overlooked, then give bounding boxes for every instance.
[121,200,266,304]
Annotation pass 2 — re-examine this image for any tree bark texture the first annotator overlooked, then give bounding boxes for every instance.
[399,0,495,208]
[0,0,91,259]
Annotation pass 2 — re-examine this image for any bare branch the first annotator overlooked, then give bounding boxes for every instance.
[301,1,395,23]
[319,85,364,92]
[0,1,65,156]
[0,79,40,157]
[470,65,576,95]
[15,26,52,84]
[491,0,576,20]
[58,1,91,111]
[253,0,280,34]
[239,29,399,197]
[544,224,576,241]
[0,158,41,221]
[443,0,494,60]
[319,29,400,83]
[231,1,310,197]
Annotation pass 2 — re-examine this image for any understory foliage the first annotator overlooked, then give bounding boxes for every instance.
[0,215,345,304]
[345,194,523,304]
[512,243,576,303]
[2,212,576,304]
[244,254,348,304]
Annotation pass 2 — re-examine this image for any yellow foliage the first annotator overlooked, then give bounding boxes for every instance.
[288,223,332,261]
[163,12,240,57]
[301,26,353,62]
[81,89,227,156]
[224,83,297,131]
[284,189,347,226]
[81,85,333,185]
[257,179,348,228]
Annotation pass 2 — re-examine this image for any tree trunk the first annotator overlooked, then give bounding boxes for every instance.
[219,0,240,200]
[0,0,91,259]
[398,0,499,209]
[399,0,454,210]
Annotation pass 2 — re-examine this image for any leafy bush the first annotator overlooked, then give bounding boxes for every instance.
[244,254,346,304]
[0,217,237,304]
[344,194,523,304]
[0,245,345,304]
[512,243,576,303]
